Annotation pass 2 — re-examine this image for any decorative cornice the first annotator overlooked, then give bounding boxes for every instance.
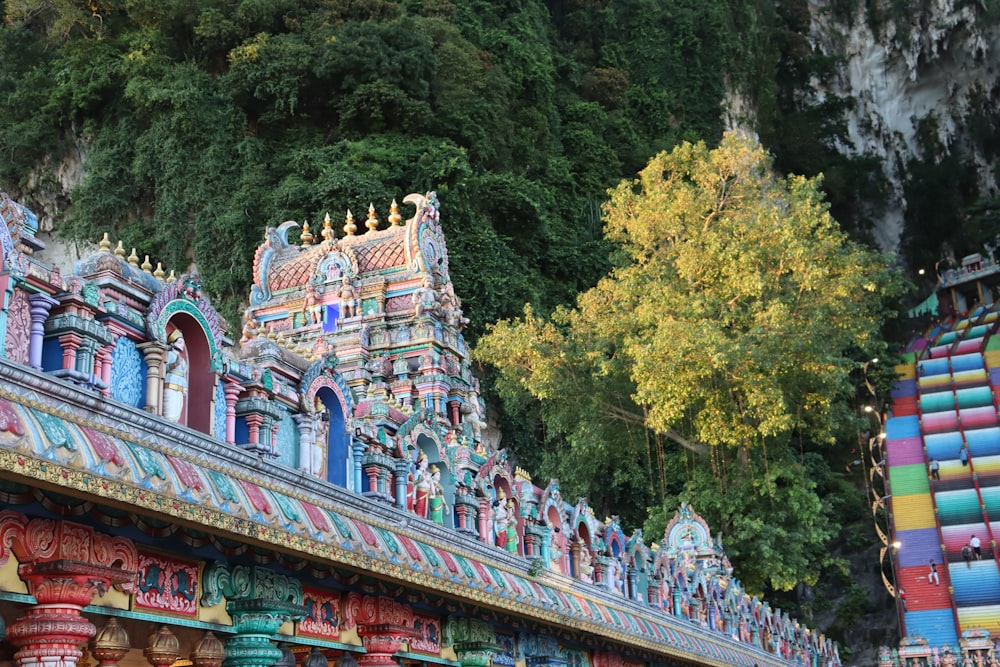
[0,359,798,667]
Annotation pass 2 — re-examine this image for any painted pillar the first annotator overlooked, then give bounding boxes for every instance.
[356,627,412,667]
[626,566,639,601]
[351,441,365,493]
[95,342,113,396]
[26,293,57,370]
[478,496,490,544]
[58,332,82,374]
[343,594,414,667]
[294,412,316,474]
[138,342,167,415]
[0,512,138,667]
[446,618,499,667]
[539,526,552,565]
[223,378,242,445]
[394,458,409,510]
[201,563,306,667]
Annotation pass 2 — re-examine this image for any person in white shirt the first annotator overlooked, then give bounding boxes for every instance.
[971,534,982,559]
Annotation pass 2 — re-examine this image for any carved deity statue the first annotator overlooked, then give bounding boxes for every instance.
[162,329,188,423]
[411,453,432,517]
[339,277,357,319]
[240,309,258,346]
[304,283,323,325]
[310,397,328,477]
[577,542,594,583]
[412,276,438,318]
[428,465,448,525]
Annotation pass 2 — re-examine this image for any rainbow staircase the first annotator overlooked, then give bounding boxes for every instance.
[886,307,1000,647]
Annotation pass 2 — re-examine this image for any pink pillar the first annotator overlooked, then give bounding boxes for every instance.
[478,497,490,544]
[59,332,82,372]
[96,343,114,397]
[224,379,242,444]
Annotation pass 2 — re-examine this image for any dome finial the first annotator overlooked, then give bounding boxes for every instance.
[127,248,139,266]
[301,220,313,245]
[388,199,402,225]
[321,212,333,241]
[365,203,379,232]
[99,233,111,252]
[343,209,356,236]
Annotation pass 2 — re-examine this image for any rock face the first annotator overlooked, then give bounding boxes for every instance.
[807,0,1000,253]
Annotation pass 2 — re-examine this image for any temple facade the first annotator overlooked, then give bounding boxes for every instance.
[0,190,839,667]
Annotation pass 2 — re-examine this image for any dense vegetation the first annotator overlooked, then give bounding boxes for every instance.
[0,0,733,331]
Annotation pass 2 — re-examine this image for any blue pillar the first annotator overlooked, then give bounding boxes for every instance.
[351,440,365,493]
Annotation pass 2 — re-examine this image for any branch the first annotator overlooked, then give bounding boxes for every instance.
[600,401,647,426]
[599,400,711,457]
[665,429,710,457]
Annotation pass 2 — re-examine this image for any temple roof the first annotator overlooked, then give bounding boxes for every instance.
[0,357,799,667]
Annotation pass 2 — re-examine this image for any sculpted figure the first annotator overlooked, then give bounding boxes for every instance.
[549,530,564,573]
[428,466,448,525]
[503,500,519,554]
[339,277,357,318]
[412,276,438,317]
[240,309,258,345]
[411,453,432,517]
[311,398,328,476]
[492,493,510,549]
[577,542,594,583]
[162,329,188,423]
[304,284,323,325]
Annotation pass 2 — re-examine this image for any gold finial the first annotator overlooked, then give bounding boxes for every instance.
[154,262,165,280]
[365,203,379,232]
[343,209,356,236]
[141,255,153,273]
[301,220,313,246]
[321,212,333,241]
[167,269,176,282]
[99,233,111,252]
[127,248,139,266]
[114,240,126,258]
[388,199,402,225]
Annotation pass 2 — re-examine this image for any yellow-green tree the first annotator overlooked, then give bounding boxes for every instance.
[476,131,907,592]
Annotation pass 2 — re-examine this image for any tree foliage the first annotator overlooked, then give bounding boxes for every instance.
[476,132,907,592]
[0,0,731,327]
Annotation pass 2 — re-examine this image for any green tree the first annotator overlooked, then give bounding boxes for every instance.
[476,131,907,592]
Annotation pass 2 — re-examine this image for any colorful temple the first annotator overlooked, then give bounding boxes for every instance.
[882,253,1000,666]
[0,190,839,667]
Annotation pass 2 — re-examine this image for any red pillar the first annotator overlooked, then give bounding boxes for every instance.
[0,511,139,667]
[223,379,243,445]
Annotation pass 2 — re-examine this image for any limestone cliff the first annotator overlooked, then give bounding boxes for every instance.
[807,0,1000,255]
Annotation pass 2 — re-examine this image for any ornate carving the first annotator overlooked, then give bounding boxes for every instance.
[144,626,180,667]
[0,512,137,667]
[91,618,130,667]
[110,338,144,408]
[190,632,225,667]
[5,289,30,364]
[201,563,306,667]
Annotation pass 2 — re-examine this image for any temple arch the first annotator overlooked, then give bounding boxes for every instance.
[411,428,455,527]
[162,312,214,433]
[305,378,351,488]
